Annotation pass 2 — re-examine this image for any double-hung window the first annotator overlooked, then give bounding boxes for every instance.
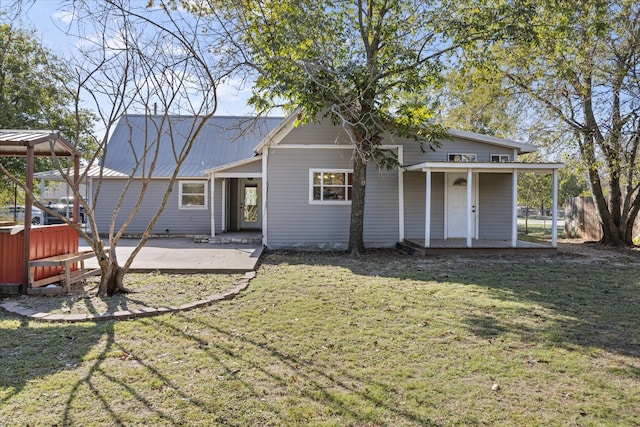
[179,180,208,209]
[310,169,353,204]
[491,154,510,162]
[448,153,477,162]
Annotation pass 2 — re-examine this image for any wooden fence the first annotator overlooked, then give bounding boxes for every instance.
[564,197,640,240]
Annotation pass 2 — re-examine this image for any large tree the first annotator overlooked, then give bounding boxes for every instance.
[450,0,640,245]
[198,0,455,254]
[0,23,95,202]
[2,0,230,295]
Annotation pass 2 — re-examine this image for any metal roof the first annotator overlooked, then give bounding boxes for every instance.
[0,130,79,157]
[103,115,283,178]
[33,165,128,180]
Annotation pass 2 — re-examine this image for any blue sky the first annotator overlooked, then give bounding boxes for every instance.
[11,0,255,119]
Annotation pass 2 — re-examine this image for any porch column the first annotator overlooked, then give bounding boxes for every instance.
[551,168,558,248]
[210,174,216,237]
[466,168,472,248]
[511,170,518,248]
[424,168,431,247]
[221,178,226,233]
[262,151,268,247]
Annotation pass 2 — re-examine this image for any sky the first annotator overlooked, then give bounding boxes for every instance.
[7,0,256,121]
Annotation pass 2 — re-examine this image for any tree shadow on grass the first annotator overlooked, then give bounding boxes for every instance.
[0,312,107,412]
[148,311,438,426]
[271,249,640,360]
[0,297,179,426]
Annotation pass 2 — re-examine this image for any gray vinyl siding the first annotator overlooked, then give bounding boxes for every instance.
[94,178,211,235]
[363,166,399,245]
[404,171,444,239]
[266,147,399,249]
[478,173,513,239]
[400,138,514,164]
[278,121,352,146]
[278,121,515,163]
[217,160,261,174]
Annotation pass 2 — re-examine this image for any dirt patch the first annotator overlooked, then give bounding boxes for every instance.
[556,238,640,264]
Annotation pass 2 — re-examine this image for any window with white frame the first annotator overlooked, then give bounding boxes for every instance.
[179,180,208,209]
[448,153,477,162]
[491,154,510,162]
[310,169,353,203]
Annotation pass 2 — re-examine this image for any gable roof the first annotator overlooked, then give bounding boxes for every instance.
[104,115,282,178]
[253,112,537,155]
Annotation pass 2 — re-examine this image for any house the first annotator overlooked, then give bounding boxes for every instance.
[92,115,282,236]
[95,113,562,249]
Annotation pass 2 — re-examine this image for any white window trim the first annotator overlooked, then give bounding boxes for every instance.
[491,154,511,162]
[448,153,477,162]
[179,180,208,210]
[309,169,353,205]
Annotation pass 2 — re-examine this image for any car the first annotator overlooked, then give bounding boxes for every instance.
[0,205,44,225]
[45,197,85,224]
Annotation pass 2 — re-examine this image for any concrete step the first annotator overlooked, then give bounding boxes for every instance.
[194,234,262,244]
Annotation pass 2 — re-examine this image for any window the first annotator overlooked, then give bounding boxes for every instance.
[179,180,207,209]
[491,154,510,162]
[448,153,477,162]
[310,169,353,203]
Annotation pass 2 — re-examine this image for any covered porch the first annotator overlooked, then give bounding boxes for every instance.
[403,161,563,249]
[204,156,264,240]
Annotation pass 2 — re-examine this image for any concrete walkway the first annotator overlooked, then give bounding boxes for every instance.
[80,237,263,273]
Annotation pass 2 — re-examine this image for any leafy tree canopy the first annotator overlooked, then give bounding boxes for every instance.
[0,23,96,203]
[191,0,458,253]
[448,0,640,244]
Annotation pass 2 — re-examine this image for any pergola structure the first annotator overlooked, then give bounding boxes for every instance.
[0,130,80,289]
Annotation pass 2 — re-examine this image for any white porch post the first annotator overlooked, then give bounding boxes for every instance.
[424,168,431,247]
[552,168,558,248]
[220,179,227,232]
[210,174,216,238]
[262,149,268,247]
[466,168,472,248]
[511,170,518,247]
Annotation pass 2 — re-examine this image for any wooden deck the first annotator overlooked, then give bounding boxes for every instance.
[400,238,556,255]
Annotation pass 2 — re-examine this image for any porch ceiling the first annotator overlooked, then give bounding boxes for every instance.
[404,161,563,173]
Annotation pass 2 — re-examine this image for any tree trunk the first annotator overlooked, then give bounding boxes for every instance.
[97,255,127,296]
[349,152,367,255]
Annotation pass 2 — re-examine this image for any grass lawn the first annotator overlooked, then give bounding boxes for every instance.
[1,247,639,426]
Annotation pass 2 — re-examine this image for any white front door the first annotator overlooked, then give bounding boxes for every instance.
[239,179,261,229]
[446,173,477,238]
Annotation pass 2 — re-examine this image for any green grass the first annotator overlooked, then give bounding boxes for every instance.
[13,273,241,316]
[1,249,640,426]
[518,221,564,243]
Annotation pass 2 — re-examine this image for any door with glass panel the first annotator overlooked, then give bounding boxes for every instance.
[239,179,261,229]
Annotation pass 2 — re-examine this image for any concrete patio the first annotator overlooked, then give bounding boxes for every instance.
[80,236,263,273]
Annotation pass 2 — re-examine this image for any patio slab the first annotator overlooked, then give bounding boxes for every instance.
[80,237,262,273]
